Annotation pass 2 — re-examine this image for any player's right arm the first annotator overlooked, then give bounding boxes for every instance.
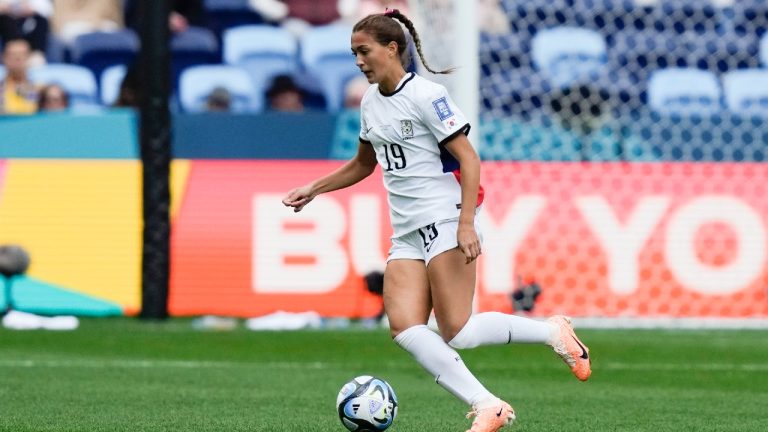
[282,141,378,212]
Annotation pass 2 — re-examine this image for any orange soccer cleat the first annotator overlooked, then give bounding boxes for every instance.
[465,400,515,432]
[548,315,591,381]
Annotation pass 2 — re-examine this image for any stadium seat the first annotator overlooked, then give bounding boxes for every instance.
[204,0,264,37]
[647,68,722,115]
[301,24,360,112]
[223,25,298,109]
[178,65,258,113]
[531,26,607,88]
[761,33,768,67]
[100,64,127,106]
[722,69,768,116]
[70,30,139,82]
[45,35,69,64]
[29,64,98,108]
[171,26,220,91]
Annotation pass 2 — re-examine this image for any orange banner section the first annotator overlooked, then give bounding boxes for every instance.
[169,161,768,318]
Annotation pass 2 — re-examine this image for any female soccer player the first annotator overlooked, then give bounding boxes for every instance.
[282,9,591,432]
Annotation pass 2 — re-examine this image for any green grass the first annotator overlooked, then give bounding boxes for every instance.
[0,318,766,431]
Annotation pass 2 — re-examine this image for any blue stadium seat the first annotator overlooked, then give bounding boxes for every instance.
[223,25,298,110]
[301,24,360,112]
[70,30,139,82]
[761,33,768,67]
[171,26,220,91]
[179,65,258,113]
[647,68,722,115]
[204,0,264,37]
[531,26,607,88]
[100,64,127,106]
[722,69,768,116]
[45,35,69,64]
[29,64,98,108]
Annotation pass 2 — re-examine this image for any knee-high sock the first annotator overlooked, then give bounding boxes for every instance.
[448,312,555,349]
[394,324,492,406]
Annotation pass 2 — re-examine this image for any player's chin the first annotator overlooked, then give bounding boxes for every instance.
[362,71,375,83]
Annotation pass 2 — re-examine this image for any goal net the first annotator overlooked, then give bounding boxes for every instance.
[406,0,768,323]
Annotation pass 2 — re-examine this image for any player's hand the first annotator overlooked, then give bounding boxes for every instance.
[282,185,315,212]
[457,223,481,264]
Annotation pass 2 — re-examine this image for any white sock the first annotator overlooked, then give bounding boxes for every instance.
[394,324,493,406]
[448,312,556,349]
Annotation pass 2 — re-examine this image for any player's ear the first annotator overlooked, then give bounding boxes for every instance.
[387,41,398,58]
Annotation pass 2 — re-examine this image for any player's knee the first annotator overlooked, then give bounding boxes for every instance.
[446,323,477,349]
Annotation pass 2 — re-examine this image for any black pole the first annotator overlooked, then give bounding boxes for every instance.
[3,276,13,313]
[138,0,171,319]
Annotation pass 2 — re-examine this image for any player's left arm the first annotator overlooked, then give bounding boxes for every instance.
[443,134,482,264]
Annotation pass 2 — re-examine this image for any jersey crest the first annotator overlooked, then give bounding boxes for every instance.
[432,97,454,121]
[400,120,414,138]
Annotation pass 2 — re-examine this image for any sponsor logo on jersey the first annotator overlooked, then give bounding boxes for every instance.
[400,120,414,138]
[432,97,454,121]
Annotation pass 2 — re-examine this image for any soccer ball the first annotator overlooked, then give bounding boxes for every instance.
[336,375,398,431]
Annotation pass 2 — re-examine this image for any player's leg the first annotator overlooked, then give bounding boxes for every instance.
[385,258,498,409]
[425,250,515,431]
[427,222,591,382]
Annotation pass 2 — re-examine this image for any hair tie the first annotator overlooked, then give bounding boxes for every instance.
[384,8,399,16]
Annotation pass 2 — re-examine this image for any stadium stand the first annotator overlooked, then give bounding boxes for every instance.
[179,64,257,113]
[223,25,298,110]
[300,24,359,112]
[531,26,607,88]
[70,30,139,83]
[100,64,127,106]
[204,0,265,38]
[28,63,98,108]
[647,68,722,115]
[722,69,768,116]
[171,26,220,91]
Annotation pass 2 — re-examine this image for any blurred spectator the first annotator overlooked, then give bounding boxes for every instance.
[51,0,123,45]
[280,0,340,37]
[266,74,304,112]
[343,76,369,109]
[248,0,288,22]
[36,82,68,111]
[205,86,231,112]
[338,0,409,24]
[0,39,39,114]
[124,0,204,34]
[0,0,52,66]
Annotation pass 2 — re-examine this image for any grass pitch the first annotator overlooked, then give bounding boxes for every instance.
[0,318,766,431]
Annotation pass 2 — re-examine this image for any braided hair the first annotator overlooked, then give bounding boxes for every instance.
[353,9,454,75]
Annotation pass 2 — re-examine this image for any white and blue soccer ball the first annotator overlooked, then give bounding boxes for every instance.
[336,375,398,431]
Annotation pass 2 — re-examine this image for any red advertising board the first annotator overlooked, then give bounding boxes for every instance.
[169,161,768,318]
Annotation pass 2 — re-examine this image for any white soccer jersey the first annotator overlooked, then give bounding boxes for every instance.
[359,72,484,237]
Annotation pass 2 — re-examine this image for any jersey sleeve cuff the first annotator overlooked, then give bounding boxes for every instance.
[438,123,471,146]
